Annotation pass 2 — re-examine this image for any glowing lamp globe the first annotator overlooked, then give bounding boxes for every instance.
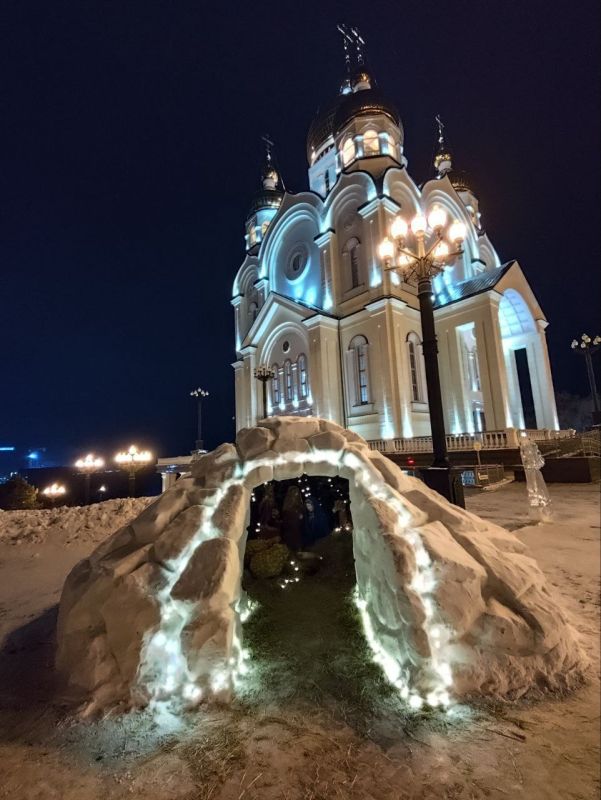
[410,214,427,236]
[390,215,408,240]
[378,238,394,261]
[427,206,447,231]
[433,241,450,260]
[448,221,467,243]
[75,453,104,471]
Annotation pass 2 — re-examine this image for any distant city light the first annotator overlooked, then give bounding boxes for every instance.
[0,447,15,452]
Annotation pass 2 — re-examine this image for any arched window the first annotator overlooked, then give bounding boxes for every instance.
[349,335,370,405]
[271,363,281,405]
[343,237,361,289]
[297,354,308,399]
[248,226,257,246]
[342,137,356,166]
[381,132,393,156]
[261,221,270,237]
[324,169,330,194]
[407,332,423,402]
[363,129,379,155]
[248,301,258,323]
[284,359,293,402]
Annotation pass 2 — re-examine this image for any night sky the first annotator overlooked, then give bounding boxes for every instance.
[1,0,599,465]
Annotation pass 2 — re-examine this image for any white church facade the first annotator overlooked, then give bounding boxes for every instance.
[231,44,559,448]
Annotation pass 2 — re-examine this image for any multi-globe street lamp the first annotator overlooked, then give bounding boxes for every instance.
[254,365,275,421]
[74,453,104,505]
[115,445,153,497]
[379,206,466,504]
[190,387,209,452]
[43,482,67,506]
[571,334,601,427]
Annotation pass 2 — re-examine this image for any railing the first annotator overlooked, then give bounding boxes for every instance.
[368,428,576,454]
[460,464,506,487]
[517,428,576,441]
[581,430,601,457]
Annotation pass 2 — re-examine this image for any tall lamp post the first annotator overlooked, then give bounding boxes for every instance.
[115,445,153,497]
[254,365,275,421]
[190,387,209,451]
[74,453,104,505]
[571,334,601,427]
[379,206,466,504]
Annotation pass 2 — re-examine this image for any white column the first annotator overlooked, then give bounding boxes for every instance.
[503,347,525,429]
[303,316,344,423]
[160,472,177,492]
[474,304,512,430]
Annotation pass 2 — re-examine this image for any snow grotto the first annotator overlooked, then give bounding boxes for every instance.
[55,416,588,716]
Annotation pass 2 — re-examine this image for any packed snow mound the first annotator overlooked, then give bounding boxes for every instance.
[56,418,588,715]
[0,497,153,547]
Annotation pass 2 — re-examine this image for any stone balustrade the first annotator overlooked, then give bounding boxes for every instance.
[368,427,576,454]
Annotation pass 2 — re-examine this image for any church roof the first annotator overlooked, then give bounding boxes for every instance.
[434,262,515,309]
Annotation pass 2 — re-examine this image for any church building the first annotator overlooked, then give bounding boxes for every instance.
[231,32,559,446]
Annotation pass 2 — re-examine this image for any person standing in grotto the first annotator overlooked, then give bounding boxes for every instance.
[303,494,330,546]
[257,483,281,539]
[280,484,305,550]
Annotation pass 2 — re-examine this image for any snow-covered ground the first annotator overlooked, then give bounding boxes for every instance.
[0,482,598,799]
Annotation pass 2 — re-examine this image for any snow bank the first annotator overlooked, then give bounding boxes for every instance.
[0,497,153,547]
[55,418,588,715]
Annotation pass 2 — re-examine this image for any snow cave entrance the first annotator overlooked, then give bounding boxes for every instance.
[240,474,394,710]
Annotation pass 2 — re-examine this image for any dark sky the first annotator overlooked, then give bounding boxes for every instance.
[1,0,599,463]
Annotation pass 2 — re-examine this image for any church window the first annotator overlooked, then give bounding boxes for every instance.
[297,354,308,399]
[407,332,423,402]
[324,170,330,194]
[284,359,293,401]
[261,221,270,237]
[272,363,281,405]
[363,129,379,155]
[249,301,258,323]
[349,335,370,405]
[285,244,309,281]
[344,237,361,289]
[342,137,356,166]
[467,348,481,391]
[249,226,257,246]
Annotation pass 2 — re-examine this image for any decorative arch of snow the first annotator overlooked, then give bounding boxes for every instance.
[56,417,587,715]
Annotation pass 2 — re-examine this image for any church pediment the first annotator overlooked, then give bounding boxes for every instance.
[239,292,317,350]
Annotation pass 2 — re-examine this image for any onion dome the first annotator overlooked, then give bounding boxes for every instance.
[447,170,474,194]
[247,138,284,219]
[332,85,401,136]
[307,82,401,162]
[306,93,347,162]
[246,187,283,219]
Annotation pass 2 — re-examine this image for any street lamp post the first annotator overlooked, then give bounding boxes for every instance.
[379,206,467,504]
[254,365,275,421]
[115,445,153,497]
[74,453,104,505]
[571,334,601,427]
[190,387,209,451]
[43,482,67,506]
